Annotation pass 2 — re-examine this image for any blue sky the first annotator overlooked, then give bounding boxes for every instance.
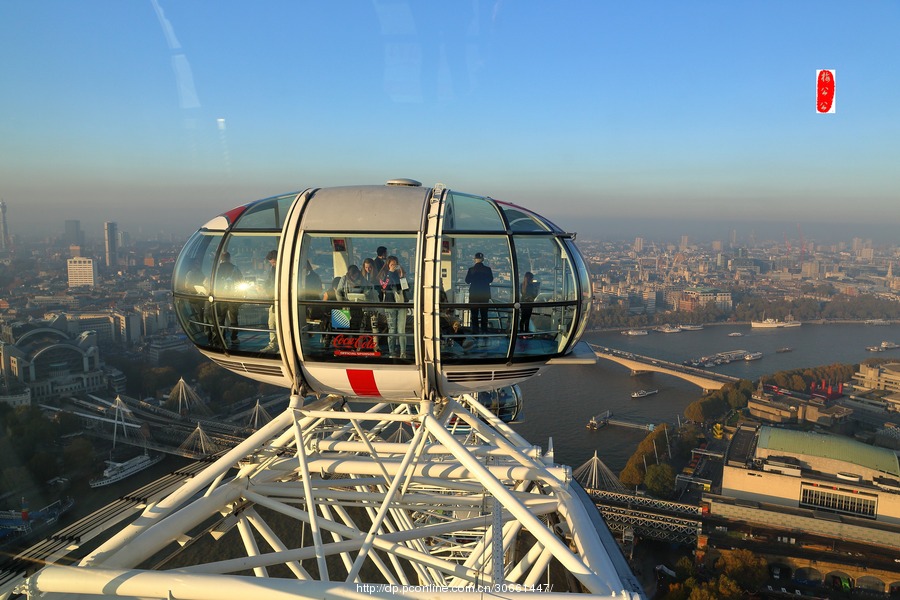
[1,1,898,242]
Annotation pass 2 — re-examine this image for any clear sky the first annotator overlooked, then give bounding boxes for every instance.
[1,1,898,242]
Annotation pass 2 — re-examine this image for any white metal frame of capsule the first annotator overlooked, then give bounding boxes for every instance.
[170,180,595,401]
[15,393,643,600]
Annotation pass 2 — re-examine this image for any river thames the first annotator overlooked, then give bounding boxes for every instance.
[515,322,900,473]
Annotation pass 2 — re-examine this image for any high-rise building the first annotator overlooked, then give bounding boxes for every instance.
[633,237,643,252]
[679,235,689,251]
[104,221,118,268]
[0,199,8,251]
[67,257,97,287]
[64,219,84,246]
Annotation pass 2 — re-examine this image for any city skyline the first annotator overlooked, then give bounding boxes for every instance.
[1,2,898,241]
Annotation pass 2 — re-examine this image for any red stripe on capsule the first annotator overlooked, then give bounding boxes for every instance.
[347,369,381,397]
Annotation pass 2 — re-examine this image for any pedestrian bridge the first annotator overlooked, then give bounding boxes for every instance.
[591,345,739,393]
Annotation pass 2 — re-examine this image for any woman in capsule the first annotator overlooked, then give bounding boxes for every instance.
[377,256,409,358]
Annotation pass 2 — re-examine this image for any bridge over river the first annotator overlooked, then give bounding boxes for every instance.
[590,344,740,392]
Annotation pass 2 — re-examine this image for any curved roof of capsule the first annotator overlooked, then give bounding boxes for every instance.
[301,185,431,232]
[758,426,900,477]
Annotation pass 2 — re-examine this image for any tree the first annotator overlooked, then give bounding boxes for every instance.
[684,401,706,423]
[644,463,676,499]
[715,549,768,591]
[674,556,696,580]
[619,461,644,488]
[63,437,96,476]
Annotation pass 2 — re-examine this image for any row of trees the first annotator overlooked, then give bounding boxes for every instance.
[618,423,705,495]
[104,347,279,409]
[589,291,900,330]
[760,363,859,394]
[683,380,754,424]
[0,404,95,499]
[663,549,768,599]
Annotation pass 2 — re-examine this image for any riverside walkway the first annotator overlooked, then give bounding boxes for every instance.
[590,344,739,393]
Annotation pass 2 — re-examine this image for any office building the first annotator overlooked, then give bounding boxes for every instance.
[64,219,84,246]
[67,257,97,288]
[853,363,900,410]
[0,199,8,251]
[104,221,118,268]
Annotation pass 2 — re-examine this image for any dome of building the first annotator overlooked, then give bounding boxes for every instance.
[172,182,593,400]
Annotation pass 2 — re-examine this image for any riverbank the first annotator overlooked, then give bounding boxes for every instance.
[587,318,899,336]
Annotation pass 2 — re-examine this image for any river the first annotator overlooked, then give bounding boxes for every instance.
[514,322,900,474]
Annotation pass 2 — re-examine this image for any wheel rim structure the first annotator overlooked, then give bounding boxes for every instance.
[17,394,643,600]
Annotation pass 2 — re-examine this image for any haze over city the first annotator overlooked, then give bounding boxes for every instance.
[1,1,898,241]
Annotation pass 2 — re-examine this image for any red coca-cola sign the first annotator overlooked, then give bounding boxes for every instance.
[332,334,380,356]
[817,70,835,113]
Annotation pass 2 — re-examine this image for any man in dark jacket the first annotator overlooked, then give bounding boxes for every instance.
[465,252,493,334]
[216,252,243,344]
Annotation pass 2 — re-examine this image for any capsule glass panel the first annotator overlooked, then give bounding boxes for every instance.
[297,233,417,363]
[231,194,296,230]
[172,231,222,348]
[566,239,593,342]
[442,192,506,231]
[498,204,554,232]
[437,234,513,362]
[207,233,281,352]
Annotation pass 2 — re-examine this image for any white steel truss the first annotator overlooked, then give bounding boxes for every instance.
[17,394,643,600]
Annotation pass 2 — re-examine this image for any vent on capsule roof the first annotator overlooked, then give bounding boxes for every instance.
[386,178,422,187]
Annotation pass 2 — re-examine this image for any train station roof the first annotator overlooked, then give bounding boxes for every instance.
[758,426,900,477]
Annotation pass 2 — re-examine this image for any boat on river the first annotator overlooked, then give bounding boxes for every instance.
[89,451,164,488]
[680,324,704,331]
[751,315,801,328]
[881,341,899,349]
[621,329,648,336]
[776,347,793,353]
[728,332,743,337]
[631,389,659,398]
[744,351,763,361]
[657,324,682,333]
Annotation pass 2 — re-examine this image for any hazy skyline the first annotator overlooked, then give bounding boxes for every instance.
[1,2,898,241]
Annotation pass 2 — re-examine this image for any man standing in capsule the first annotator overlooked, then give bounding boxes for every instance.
[465,252,493,336]
[262,250,278,352]
[216,251,243,345]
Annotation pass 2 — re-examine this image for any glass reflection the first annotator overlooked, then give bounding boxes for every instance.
[297,233,416,363]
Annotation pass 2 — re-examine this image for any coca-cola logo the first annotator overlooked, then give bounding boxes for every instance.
[332,334,379,353]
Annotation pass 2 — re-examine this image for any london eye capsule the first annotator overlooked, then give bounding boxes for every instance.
[172,180,594,400]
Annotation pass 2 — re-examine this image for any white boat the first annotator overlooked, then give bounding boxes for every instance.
[728,332,743,337]
[680,324,704,331]
[744,351,763,361]
[89,452,164,488]
[867,345,885,352]
[751,315,801,328]
[621,329,648,336]
[881,341,899,349]
[631,389,659,398]
[657,324,682,333]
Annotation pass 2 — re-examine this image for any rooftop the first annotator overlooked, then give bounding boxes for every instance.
[758,426,900,477]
